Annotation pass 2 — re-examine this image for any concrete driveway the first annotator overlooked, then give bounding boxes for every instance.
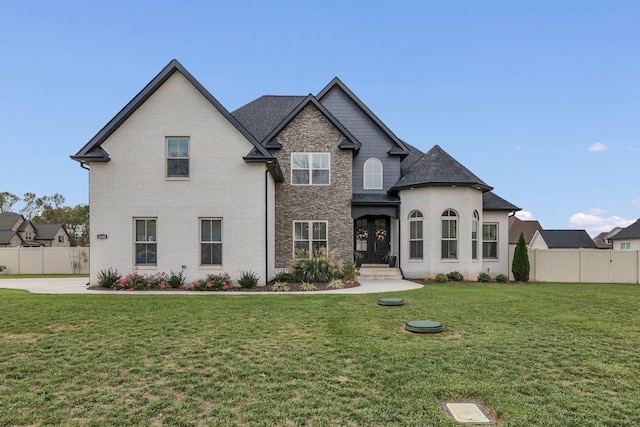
[0,277,423,295]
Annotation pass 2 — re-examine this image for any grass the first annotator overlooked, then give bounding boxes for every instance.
[0,283,639,426]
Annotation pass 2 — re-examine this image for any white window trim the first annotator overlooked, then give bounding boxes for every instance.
[166,136,190,180]
[441,209,458,260]
[291,152,330,186]
[620,242,631,250]
[408,210,423,260]
[134,218,157,267]
[482,223,499,260]
[472,211,479,261]
[363,158,383,190]
[200,218,223,267]
[292,220,328,258]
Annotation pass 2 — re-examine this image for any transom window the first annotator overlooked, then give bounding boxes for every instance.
[483,223,498,259]
[364,158,383,189]
[441,209,458,259]
[409,210,423,259]
[167,137,189,178]
[201,219,222,265]
[472,211,479,260]
[291,153,330,185]
[135,218,157,266]
[294,221,328,257]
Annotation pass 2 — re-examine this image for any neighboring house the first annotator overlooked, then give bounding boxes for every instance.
[72,59,520,285]
[509,216,543,248]
[0,212,71,247]
[529,229,597,250]
[593,227,622,249]
[32,224,71,247]
[609,219,640,250]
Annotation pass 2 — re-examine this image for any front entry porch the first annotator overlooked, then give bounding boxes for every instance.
[355,216,391,265]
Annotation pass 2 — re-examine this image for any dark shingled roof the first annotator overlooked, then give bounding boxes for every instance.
[392,145,492,192]
[232,95,305,142]
[483,192,520,212]
[509,216,543,244]
[399,141,424,175]
[538,230,597,248]
[609,219,640,240]
[0,212,22,230]
[0,230,17,245]
[34,224,65,240]
[351,194,400,204]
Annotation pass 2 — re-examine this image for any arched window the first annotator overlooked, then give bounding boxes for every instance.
[364,158,383,189]
[409,210,423,259]
[472,211,479,260]
[441,209,458,259]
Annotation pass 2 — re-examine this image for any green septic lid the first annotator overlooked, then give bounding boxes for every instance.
[405,320,445,333]
[378,298,404,306]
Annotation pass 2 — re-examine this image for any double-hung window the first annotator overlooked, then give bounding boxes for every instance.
[294,221,327,257]
[291,153,329,185]
[441,209,458,259]
[409,210,423,259]
[482,223,498,259]
[135,218,157,266]
[201,218,222,265]
[167,137,189,178]
[472,211,479,260]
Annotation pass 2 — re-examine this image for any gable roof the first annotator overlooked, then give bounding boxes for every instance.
[483,192,520,212]
[537,230,597,249]
[609,219,640,240]
[0,230,17,245]
[256,95,362,150]
[232,95,306,143]
[509,216,543,244]
[0,212,23,230]
[34,224,67,240]
[317,77,411,157]
[391,145,492,192]
[72,59,274,164]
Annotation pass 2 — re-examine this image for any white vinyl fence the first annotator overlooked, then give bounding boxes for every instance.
[0,247,89,275]
[509,248,640,284]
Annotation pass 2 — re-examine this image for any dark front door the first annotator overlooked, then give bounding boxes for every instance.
[355,216,390,264]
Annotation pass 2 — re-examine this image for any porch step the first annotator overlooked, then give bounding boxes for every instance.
[358,266,403,280]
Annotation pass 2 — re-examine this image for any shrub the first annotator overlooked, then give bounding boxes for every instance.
[146,272,169,289]
[495,274,508,283]
[271,282,290,292]
[326,279,344,290]
[512,232,530,282]
[289,248,343,283]
[342,261,357,282]
[97,268,121,288]
[0,265,6,273]
[238,270,259,288]
[435,273,448,283]
[299,281,317,291]
[115,272,148,290]
[274,271,291,282]
[447,271,464,282]
[477,272,491,283]
[187,272,232,291]
[167,270,185,289]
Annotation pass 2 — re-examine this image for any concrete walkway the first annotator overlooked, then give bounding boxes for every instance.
[0,277,423,295]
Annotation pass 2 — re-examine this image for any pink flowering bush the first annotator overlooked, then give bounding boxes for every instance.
[114,271,148,290]
[186,272,232,291]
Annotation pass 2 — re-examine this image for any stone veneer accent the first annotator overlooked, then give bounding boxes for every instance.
[273,104,353,268]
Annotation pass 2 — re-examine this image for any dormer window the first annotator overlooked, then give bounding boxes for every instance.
[364,158,383,189]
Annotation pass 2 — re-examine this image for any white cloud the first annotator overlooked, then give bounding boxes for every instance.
[569,212,634,236]
[588,142,607,152]
[515,210,534,220]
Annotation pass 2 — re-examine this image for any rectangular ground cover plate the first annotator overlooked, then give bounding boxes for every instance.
[441,402,496,424]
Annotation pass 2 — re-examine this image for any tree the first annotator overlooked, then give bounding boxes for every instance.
[512,232,530,282]
[36,203,89,247]
[0,192,19,212]
[21,192,65,220]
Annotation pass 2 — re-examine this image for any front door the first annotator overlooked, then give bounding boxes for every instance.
[355,216,390,264]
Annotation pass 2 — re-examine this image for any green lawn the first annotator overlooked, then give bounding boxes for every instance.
[1,283,638,426]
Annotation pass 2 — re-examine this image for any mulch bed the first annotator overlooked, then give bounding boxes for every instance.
[87,280,360,292]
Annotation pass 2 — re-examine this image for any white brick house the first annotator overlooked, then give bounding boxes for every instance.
[73,60,519,285]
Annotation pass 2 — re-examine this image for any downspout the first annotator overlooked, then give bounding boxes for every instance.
[265,167,269,286]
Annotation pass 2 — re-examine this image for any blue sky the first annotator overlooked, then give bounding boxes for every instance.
[1,1,638,236]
